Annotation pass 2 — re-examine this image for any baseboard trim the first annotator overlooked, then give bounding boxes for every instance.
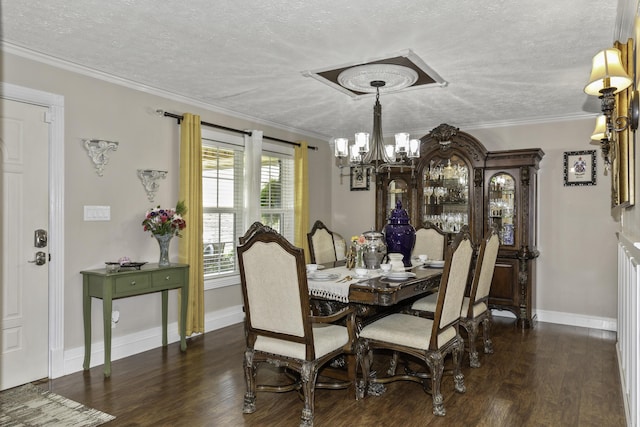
[534,309,616,331]
[62,305,244,376]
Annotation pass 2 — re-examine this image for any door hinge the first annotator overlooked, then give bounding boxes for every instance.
[44,111,52,123]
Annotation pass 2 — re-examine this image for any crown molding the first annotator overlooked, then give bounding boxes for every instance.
[2,42,329,142]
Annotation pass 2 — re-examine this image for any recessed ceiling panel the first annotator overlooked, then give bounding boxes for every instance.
[302,49,447,98]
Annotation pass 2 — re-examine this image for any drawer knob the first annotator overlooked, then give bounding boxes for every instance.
[130,281,136,286]
[165,276,171,280]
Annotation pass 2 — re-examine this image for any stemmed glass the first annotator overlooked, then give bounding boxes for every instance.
[424,186,434,204]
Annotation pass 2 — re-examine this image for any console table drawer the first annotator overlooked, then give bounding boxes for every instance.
[114,275,150,294]
[151,270,183,288]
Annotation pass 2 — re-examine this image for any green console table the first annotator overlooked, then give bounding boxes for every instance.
[81,263,189,377]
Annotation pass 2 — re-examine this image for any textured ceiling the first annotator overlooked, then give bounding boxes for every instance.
[0,1,631,142]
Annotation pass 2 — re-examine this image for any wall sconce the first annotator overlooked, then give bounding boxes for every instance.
[590,115,612,170]
[83,139,119,176]
[137,169,168,202]
[584,48,638,143]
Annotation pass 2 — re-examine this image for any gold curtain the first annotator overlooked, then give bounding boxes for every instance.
[178,113,204,335]
[294,141,310,262]
[614,38,635,208]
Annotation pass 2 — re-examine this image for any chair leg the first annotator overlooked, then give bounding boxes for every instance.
[483,313,494,354]
[355,340,369,399]
[461,318,481,368]
[300,361,318,427]
[242,349,257,414]
[426,353,446,416]
[452,337,466,394]
[387,351,399,375]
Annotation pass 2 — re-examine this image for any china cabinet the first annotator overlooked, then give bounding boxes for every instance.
[376,124,544,328]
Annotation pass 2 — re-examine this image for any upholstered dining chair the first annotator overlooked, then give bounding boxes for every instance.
[358,227,474,417]
[237,222,356,427]
[333,232,347,261]
[410,226,500,368]
[412,222,448,261]
[307,220,343,264]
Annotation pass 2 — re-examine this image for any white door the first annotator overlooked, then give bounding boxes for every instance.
[0,99,50,390]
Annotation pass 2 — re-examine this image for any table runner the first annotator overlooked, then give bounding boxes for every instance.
[307,266,382,303]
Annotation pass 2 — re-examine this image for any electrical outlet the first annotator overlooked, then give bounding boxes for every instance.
[111,310,120,328]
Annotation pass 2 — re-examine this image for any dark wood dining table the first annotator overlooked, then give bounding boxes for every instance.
[310,262,444,392]
[311,261,443,315]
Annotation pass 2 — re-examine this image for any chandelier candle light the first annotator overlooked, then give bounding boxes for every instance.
[334,79,421,179]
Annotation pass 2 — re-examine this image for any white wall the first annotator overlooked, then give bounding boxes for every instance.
[331,118,619,323]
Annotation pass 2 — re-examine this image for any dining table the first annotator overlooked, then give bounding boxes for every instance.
[307,260,444,394]
[308,260,443,314]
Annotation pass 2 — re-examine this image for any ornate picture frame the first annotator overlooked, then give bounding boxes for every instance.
[563,150,596,186]
[350,166,370,191]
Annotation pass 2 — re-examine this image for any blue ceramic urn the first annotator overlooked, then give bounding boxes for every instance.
[384,200,416,267]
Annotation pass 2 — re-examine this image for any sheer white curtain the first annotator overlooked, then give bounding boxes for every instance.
[243,130,263,230]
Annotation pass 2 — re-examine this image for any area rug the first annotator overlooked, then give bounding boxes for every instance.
[0,383,115,426]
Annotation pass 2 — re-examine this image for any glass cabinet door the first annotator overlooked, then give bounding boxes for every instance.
[488,173,515,246]
[422,154,469,232]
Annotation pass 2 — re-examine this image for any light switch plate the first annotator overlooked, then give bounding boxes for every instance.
[84,205,111,221]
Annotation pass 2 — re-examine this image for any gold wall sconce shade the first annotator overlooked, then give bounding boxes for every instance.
[584,48,638,170]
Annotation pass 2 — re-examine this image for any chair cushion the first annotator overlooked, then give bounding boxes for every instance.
[359,313,456,350]
[413,294,488,319]
[254,324,349,360]
[411,292,438,312]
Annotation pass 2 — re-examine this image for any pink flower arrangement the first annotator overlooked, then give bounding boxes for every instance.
[351,234,366,248]
[142,201,187,237]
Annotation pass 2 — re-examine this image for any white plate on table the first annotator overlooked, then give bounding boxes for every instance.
[425,260,445,268]
[308,272,339,281]
[383,272,417,281]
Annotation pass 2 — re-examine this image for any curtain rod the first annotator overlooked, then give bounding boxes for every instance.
[162,112,317,150]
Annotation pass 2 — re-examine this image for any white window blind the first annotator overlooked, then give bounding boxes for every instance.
[201,129,294,287]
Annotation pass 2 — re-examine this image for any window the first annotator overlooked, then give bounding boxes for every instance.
[201,129,294,289]
[260,153,294,239]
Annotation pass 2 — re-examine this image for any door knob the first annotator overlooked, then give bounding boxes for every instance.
[28,251,47,266]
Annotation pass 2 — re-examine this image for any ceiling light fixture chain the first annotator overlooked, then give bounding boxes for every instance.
[334,78,421,181]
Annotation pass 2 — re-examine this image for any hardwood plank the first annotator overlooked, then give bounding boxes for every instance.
[43,317,626,426]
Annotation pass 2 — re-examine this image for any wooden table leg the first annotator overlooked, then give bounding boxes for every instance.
[82,278,91,371]
[102,295,112,377]
[180,281,188,351]
[162,290,168,347]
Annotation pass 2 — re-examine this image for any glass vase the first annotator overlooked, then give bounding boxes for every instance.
[154,233,173,267]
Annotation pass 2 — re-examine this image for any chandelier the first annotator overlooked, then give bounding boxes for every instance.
[334,79,421,178]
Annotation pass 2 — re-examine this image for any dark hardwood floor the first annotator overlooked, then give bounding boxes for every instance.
[43,316,626,426]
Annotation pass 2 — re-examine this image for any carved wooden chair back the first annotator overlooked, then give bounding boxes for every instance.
[307,220,338,264]
[357,227,473,416]
[237,222,355,426]
[428,227,474,350]
[457,225,500,367]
